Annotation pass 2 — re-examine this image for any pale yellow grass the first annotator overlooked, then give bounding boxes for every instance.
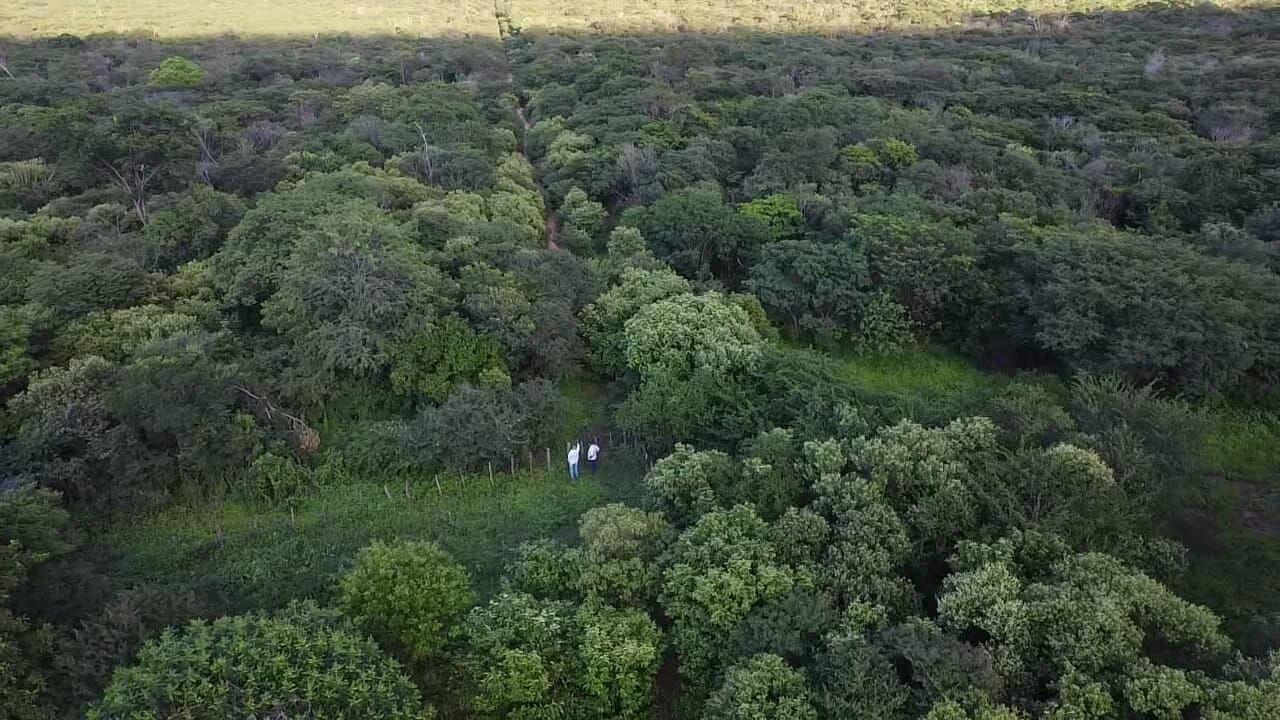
[1,0,497,37]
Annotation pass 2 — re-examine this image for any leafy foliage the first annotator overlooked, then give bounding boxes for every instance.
[88,602,432,719]
[147,56,204,87]
[338,540,474,660]
[705,653,817,720]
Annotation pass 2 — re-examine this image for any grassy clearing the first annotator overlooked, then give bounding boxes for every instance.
[820,343,1000,423]
[105,456,646,614]
[0,1,497,38]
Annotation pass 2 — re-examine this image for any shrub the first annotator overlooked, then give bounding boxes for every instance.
[338,540,474,660]
[248,452,312,503]
[147,56,204,87]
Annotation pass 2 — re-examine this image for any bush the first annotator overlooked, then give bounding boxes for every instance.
[147,56,204,87]
[338,540,474,660]
[88,602,432,719]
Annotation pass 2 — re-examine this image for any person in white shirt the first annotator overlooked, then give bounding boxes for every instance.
[567,442,581,481]
[587,440,601,475]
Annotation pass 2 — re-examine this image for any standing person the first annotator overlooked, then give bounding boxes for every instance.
[567,441,581,481]
[587,439,601,475]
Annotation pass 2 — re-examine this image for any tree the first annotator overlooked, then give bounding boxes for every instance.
[8,357,123,508]
[147,56,204,87]
[812,611,911,720]
[140,186,246,270]
[810,441,917,613]
[576,504,673,607]
[623,187,769,286]
[455,592,662,720]
[0,305,42,389]
[580,267,691,376]
[704,654,817,720]
[390,315,508,403]
[51,305,203,364]
[850,417,1000,557]
[260,212,449,402]
[26,254,149,322]
[598,226,664,281]
[660,505,797,687]
[1006,225,1280,396]
[559,187,606,253]
[739,194,805,241]
[575,602,664,720]
[457,263,536,370]
[404,380,561,474]
[88,602,432,719]
[1,484,73,720]
[938,536,1230,705]
[505,540,585,601]
[855,213,997,350]
[748,239,910,347]
[644,445,735,528]
[213,190,400,310]
[338,540,474,660]
[623,293,764,380]
[454,592,577,719]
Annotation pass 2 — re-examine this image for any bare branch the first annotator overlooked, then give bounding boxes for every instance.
[234,385,321,453]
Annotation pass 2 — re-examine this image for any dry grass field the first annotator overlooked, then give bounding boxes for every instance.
[3,0,1265,38]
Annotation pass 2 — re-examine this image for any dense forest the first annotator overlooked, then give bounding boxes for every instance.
[2,1,1280,719]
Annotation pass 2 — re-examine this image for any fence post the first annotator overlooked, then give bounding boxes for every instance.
[510,455,516,476]
[528,449,534,472]
[383,483,392,501]
[545,447,551,471]
[434,475,443,496]
[404,476,412,500]
[488,462,494,489]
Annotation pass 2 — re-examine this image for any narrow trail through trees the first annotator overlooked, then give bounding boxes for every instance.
[505,30,560,251]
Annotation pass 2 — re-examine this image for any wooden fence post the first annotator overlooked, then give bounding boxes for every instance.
[434,475,443,496]
[528,449,534,472]
[510,455,516,475]
[545,447,551,471]
[488,462,494,489]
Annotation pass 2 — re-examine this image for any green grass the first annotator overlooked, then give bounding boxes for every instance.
[105,457,645,615]
[820,343,1000,423]
[559,371,615,439]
